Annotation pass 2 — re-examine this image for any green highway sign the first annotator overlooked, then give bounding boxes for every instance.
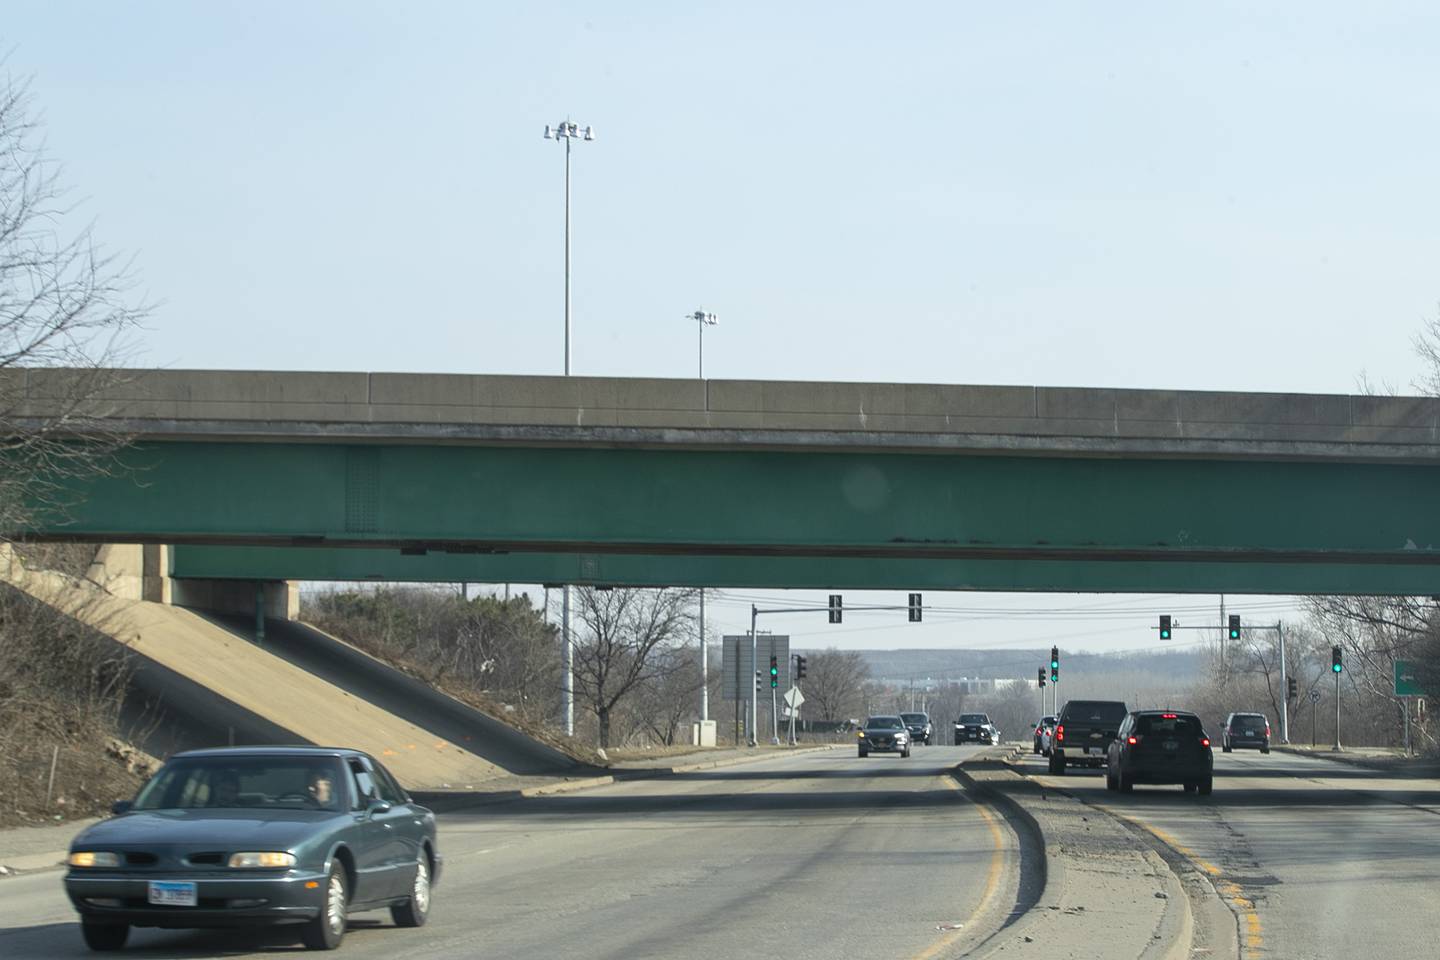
[1394,661,1424,697]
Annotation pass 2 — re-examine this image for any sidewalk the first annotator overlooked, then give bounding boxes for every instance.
[0,818,97,875]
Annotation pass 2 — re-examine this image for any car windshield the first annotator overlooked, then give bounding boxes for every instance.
[959,715,988,724]
[1136,715,1202,736]
[867,717,904,730]
[901,714,927,723]
[133,756,347,812]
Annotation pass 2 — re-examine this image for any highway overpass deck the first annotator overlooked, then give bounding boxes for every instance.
[10,367,1440,460]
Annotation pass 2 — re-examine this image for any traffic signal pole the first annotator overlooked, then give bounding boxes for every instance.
[747,597,925,747]
[1157,617,1288,742]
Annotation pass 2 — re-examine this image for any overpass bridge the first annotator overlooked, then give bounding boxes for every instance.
[8,367,1440,593]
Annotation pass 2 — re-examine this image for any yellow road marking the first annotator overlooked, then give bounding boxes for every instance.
[909,775,1007,960]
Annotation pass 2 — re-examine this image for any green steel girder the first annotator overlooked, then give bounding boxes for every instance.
[18,440,1440,573]
[170,544,1440,595]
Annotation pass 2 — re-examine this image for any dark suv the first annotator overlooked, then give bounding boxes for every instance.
[1049,699,1128,773]
[900,712,933,746]
[1107,710,1214,795]
[954,713,998,744]
[1222,712,1271,753]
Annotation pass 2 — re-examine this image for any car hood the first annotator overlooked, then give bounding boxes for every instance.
[73,809,343,851]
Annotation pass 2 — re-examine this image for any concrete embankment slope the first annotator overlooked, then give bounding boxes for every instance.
[6,568,508,789]
[201,614,578,776]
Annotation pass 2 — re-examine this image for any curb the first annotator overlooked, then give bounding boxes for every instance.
[959,757,1206,960]
[0,851,68,877]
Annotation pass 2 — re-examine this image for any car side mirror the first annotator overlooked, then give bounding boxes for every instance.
[367,798,392,815]
[111,800,132,815]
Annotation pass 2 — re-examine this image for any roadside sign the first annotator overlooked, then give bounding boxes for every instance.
[720,635,790,701]
[784,686,805,710]
[1309,689,1321,704]
[1395,661,1424,697]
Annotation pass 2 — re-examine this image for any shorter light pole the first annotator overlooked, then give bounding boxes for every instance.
[688,310,717,378]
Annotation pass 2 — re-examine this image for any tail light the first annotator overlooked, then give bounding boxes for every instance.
[1126,736,1138,745]
[1201,737,1211,748]
[1055,724,1065,742]
[1161,713,1178,719]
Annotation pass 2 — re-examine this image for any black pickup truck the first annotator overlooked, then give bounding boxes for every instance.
[1049,699,1128,773]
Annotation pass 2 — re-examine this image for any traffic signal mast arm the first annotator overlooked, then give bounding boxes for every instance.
[1152,622,1284,631]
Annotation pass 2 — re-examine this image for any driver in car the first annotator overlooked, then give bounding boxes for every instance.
[306,769,336,808]
[208,770,241,807]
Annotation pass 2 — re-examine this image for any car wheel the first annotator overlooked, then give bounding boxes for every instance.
[858,748,868,758]
[1198,778,1213,796]
[391,850,432,928]
[1118,773,1133,793]
[1261,746,1270,754]
[1105,768,1116,791]
[1048,754,1064,775]
[80,921,129,952]
[901,746,911,758]
[301,862,348,950]
[1183,782,1197,793]
[1222,741,1232,753]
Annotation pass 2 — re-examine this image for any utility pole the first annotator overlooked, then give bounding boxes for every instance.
[699,590,708,723]
[1277,620,1289,743]
[544,118,595,737]
[687,310,716,729]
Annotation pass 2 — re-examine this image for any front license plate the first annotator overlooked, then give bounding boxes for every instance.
[148,881,197,907]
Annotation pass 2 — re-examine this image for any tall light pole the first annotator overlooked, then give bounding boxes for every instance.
[686,309,717,726]
[688,309,717,379]
[545,118,595,737]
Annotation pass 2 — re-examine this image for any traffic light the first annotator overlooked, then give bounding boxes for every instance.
[769,655,779,688]
[828,594,843,624]
[1037,666,1046,688]
[1159,615,1172,640]
[755,670,762,692]
[1050,646,1060,684]
[1287,676,1298,699]
[1332,645,1343,674]
[794,655,807,681]
[908,593,922,622]
[1228,615,1241,640]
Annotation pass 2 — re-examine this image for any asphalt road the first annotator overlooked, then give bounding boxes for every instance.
[0,745,1014,960]
[1019,747,1440,960]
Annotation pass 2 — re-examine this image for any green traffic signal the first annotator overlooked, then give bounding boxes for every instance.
[1228,614,1240,640]
[1159,615,1171,640]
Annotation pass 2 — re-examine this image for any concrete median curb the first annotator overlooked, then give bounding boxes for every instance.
[951,758,1209,960]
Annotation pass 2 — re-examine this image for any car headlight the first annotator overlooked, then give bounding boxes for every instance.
[69,852,120,868]
[228,852,296,869]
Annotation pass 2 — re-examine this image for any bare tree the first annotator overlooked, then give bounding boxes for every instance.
[632,646,704,746]
[804,648,870,723]
[571,587,698,748]
[0,68,145,536]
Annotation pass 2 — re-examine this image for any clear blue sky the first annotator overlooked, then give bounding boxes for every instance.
[8,3,1435,650]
